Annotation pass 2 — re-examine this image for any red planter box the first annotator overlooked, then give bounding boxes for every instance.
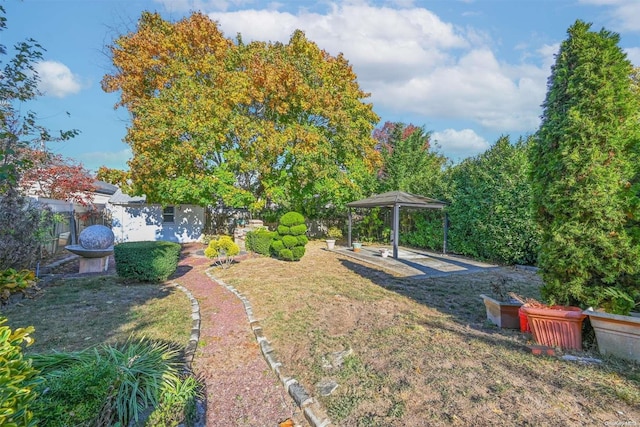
[521,305,586,350]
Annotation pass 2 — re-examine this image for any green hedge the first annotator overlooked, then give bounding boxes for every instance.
[114,241,181,282]
[245,228,275,256]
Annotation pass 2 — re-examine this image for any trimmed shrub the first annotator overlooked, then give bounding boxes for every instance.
[245,228,275,256]
[289,224,307,236]
[279,248,294,261]
[271,239,285,253]
[205,235,239,269]
[0,317,42,427]
[277,224,290,235]
[279,212,305,227]
[114,241,181,282]
[291,246,306,260]
[282,235,299,249]
[271,211,308,261]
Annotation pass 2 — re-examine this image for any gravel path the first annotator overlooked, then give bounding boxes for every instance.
[173,251,304,426]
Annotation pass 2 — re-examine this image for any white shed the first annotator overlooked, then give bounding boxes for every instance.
[107,189,205,243]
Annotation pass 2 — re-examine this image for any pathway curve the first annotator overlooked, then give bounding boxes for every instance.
[172,249,305,426]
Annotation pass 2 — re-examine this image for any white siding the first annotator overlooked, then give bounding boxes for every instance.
[108,204,205,243]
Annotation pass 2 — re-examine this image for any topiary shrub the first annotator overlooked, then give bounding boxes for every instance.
[271,212,307,261]
[0,317,42,427]
[205,235,240,269]
[245,228,275,257]
[114,241,181,282]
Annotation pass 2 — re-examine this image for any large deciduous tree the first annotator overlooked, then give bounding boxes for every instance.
[102,12,380,216]
[530,20,640,307]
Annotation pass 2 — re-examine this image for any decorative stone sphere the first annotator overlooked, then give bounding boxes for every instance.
[79,225,115,250]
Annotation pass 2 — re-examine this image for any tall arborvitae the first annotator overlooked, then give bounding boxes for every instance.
[530,20,640,307]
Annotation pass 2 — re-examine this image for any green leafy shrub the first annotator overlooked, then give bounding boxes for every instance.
[31,358,116,427]
[0,268,37,302]
[245,228,275,256]
[0,317,42,427]
[31,338,196,427]
[271,212,307,261]
[279,212,305,227]
[327,226,343,240]
[205,235,239,269]
[291,246,306,260]
[114,241,181,282]
[282,235,299,249]
[146,375,201,426]
[289,224,307,236]
[277,224,290,235]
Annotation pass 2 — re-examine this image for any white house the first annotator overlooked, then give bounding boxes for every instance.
[107,189,205,243]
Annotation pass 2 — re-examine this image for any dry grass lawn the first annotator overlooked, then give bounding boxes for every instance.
[216,241,640,427]
[2,275,191,354]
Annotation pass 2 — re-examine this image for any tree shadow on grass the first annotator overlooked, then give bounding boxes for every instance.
[337,257,640,397]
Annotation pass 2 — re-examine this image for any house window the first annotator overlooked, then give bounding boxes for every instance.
[163,206,175,223]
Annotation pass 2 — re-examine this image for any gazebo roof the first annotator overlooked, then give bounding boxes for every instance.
[346,191,447,209]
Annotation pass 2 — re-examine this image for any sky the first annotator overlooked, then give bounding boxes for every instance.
[4,0,640,173]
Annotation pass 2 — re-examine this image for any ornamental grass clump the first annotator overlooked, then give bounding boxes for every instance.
[271,212,308,261]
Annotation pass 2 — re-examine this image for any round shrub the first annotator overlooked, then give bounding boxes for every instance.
[289,224,308,236]
[282,235,299,249]
[204,235,239,258]
[279,212,305,227]
[271,239,285,253]
[277,225,290,235]
[279,248,294,261]
[291,246,306,260]
[297,235,309,246]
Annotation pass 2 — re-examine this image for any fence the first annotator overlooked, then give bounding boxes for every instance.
[32,198,112,260]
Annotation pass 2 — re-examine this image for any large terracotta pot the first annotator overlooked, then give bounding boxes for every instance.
[521,305,586,350]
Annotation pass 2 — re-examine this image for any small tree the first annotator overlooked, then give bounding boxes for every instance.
[531,20,640,308]
[271,212,308,261]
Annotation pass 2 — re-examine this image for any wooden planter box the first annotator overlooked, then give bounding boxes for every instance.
[585,309,640,363]
[521,305,586,350]
[480,294,522,329]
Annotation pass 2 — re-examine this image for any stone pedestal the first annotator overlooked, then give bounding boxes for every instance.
[79,256,109,273]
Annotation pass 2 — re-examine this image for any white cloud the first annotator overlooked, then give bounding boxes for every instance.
[625,47,640,65]
[34,61,82,98]
[207,2,549,136]
[432,128,489,160]
[579,0,640,32]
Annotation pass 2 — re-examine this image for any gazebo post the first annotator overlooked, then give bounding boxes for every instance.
[348,208,353,247]
[443,211,448,254]
[393,203,400,259]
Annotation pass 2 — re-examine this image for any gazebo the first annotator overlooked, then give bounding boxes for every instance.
[346,191,448,259]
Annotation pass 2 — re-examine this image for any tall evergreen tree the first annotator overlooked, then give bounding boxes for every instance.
[530,20,640,307]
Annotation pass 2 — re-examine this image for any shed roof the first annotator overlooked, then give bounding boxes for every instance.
[346,191,447,209]
[108,188,147,205]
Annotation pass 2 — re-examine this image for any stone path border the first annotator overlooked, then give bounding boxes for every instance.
[171,283,201,368]
[205,269,332,427]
